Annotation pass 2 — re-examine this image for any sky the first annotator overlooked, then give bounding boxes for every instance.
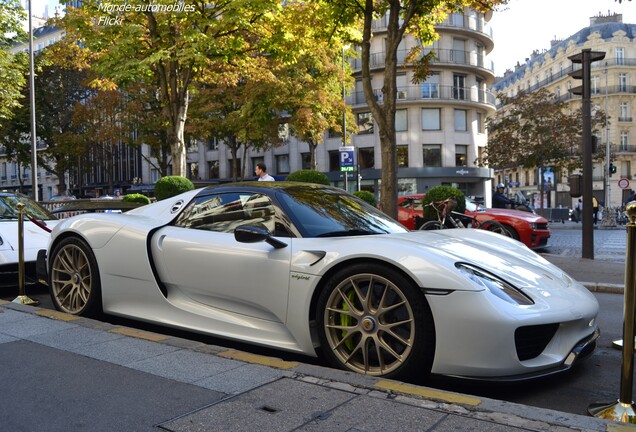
[490,0,636,76]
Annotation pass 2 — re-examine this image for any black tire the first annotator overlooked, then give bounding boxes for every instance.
[316,263,435,382]
[477,219,512,237]
[49,236,102,317]
[419,220,444,231]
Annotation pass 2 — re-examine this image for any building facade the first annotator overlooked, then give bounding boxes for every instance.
[2,8,498,202]
[491,12,636,209]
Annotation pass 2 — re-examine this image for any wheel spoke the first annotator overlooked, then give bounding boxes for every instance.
[324,272,416,377]
[51,243,93,314]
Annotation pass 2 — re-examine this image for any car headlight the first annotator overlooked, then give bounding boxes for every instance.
[455,263,534,305]
[529,223,537,230]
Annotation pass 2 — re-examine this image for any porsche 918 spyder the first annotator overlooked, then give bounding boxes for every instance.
[39,182,599,382]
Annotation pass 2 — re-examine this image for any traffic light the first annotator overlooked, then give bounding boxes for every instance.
[610,163,617,176]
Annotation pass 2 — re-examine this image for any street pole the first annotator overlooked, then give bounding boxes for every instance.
[569,49,606,260]
[28,0,38,201]
[605,63,611,209]
[342,44,348,193]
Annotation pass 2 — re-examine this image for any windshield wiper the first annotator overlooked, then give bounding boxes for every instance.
[316,229,379,238]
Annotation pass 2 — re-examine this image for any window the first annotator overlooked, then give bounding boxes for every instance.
[186,137,199,153]
[276,154,290,174]
[620,102,630,121]
[621,131,629,150]
[619,73,628,92]
[421,73,439,98]
[187,162,199,180]
[397,73,408,100]
[358,147,375,169]
[397,145,409,168]
[1,162,6,179]
[329,150,340,171]
[453,74,466,100]
[455,145,468,167]
[422,108,441,130]
[151,169,160,183]
[174,192,276,234]
[616,47,625,66]
[279,123,290,142]
[476,112,483,133]
[396,109,408,131]
[301,152,312,170]
[454,109,467,131]
[621,160,631,178]
[207,137,219,151]
[357,112,374,134]
[208,161,219,179]
[422,144,441,167]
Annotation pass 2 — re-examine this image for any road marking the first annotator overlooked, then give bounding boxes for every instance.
[218,349,299,369]
[35,310,80,321]
[111,327,169,342]
[375,380,482,406]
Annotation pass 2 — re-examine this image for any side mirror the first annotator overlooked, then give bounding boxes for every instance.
[234,225,287,249]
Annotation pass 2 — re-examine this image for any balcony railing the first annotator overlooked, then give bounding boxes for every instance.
[614,144,636,153]
[347,84,496,107]
[351,48,494,74]
[372,13,493,39]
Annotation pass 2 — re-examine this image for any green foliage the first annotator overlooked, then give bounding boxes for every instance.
[353,190,376,207]
[122,193,151,205]
[0,0,27,122]
[154,176,194,201]
[422,186,465,220]
[285,169,330,185]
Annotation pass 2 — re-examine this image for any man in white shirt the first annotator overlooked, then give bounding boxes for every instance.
[255,163,275,181]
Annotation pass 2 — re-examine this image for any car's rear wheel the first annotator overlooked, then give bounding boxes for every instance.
[49,236,102,317]
[477,219,511,237]
[316,264,434,382]
[419,220,444,230]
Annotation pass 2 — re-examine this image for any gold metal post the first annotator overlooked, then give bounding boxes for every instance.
[12,202,39,306]
[588,201,636,421]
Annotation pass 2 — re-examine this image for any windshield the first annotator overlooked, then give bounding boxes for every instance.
[278,187,408,237]
[0,194,54,220]
[465,198,483,213]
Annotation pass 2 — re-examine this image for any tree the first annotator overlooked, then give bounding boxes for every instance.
[0,0,27,122]
[329,0,506,218]
[59,0,293,177]
[481,88,607,205]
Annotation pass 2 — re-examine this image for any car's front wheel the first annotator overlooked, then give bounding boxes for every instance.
[316,264,434,382]
[49,236,102,317]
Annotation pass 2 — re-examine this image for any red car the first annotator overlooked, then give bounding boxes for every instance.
[397,194,550,250]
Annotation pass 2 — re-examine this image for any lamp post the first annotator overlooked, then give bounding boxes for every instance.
[28,0,38,201]
[342,44,349,192]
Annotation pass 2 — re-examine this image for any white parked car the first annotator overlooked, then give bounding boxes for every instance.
[39,182,599,382]
[0,192,60,287]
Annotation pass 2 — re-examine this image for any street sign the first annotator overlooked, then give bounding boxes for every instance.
[339,146,354,172]
[618,178,630,189]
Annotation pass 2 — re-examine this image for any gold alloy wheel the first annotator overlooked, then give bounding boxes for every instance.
[323,273,415,376]
[50,243,93,314]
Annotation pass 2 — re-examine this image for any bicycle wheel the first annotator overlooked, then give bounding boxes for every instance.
[476,219,511,237]
[419,220,444,230]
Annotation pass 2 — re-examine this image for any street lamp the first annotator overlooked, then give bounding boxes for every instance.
[342,44,350,192]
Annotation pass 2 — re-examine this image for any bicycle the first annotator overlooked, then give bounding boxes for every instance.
[418,197,511,237]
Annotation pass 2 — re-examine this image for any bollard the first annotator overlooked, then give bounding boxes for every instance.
[588,201,636,422]
[11,202,40,306]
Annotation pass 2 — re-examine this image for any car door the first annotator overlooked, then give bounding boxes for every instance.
[150,192,292,323]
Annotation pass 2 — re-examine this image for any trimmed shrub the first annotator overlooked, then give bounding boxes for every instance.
[154,176,195,201]
[421,185,466,220]
[122,193,151,205]
[353,190,377,207]
[285,169,330,185]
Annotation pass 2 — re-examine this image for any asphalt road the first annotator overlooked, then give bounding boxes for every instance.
[1,227,632,418]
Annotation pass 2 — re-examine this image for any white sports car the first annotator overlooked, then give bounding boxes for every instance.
[39,182,599,382]
[0,192,59,287]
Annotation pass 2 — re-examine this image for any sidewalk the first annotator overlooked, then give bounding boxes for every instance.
[0,287,630,432]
